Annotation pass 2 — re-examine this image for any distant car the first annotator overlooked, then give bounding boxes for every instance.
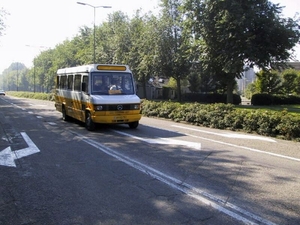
[0,90,5,95]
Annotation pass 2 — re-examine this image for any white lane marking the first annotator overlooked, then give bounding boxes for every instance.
[48,122,57,126]
[172,125,276,142]
[10,102,25,110]
[113,130,201,150]
[172,125,300,162]
[37,116,43,119]
[70,131,276,225]
[30,104,47,107]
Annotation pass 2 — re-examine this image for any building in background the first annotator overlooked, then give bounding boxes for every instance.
[286,62,300,70]
[237,67,256,96]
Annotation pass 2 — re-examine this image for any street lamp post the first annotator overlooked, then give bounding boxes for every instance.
[77,2,111,64]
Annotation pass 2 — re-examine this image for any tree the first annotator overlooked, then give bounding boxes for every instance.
[1,63,27,91]
[295,74,300,95]
[72,26,93,65]
[255,69,282,94]
[245,82,257,99]
[103,11,131,64]
[158,0,190,101]
[187,71,201,93]
[281,69,298,94]
[183,0,300,103]
[127,12,160,98]
[18,68,30,91]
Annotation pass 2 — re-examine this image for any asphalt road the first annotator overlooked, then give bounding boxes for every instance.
[0,95,299,225]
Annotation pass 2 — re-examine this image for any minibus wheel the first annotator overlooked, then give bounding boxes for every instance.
[62,106,70,121]
[128,121,139,129]
[85,112,95,131]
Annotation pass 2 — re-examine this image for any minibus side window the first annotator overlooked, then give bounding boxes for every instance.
[68,75,74,90]
[74,74,81,91]
[82,75,89,93]
[60,75,67,89]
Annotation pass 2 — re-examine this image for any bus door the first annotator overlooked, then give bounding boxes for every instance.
[80,74,90,121]
[70,74,84,121]
[65,74,74,118]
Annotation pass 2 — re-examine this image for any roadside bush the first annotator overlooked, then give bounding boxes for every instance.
[205,103,235,129]
[169,103,198,122]
[141,100,300,141]
[140,100,162,117]
[242,111,260,132]
[158,101,181,118]
[224,109,246,130]
[256,111,281,136]
[276,115,300,140]
[6,91,54,101]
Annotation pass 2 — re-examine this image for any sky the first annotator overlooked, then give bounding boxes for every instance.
[0,0,160,73]
[0,0,299,74]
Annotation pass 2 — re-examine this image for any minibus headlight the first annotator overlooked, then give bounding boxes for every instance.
[133,104,140,110]
[95,105,104,111]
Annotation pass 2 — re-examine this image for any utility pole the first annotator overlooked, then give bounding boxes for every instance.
[77,2,111,64]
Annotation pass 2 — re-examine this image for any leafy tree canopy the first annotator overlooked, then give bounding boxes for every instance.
[183,0,300,103]
[255,69,282,94]
[184,0,300,73]
[0,8,8,38]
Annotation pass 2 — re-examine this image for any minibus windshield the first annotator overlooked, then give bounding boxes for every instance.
[91,72,135,95]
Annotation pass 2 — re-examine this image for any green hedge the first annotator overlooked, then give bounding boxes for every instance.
[6,92,300,141]
[182,93,242,105]
[141,100,300,141]
[6,91,55,101]
[251,94,300,105]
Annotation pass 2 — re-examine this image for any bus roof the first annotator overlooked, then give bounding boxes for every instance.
[57,64,131,75]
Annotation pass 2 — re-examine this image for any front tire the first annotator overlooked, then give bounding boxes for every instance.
[128,121,139,129]
[85,111,95,131]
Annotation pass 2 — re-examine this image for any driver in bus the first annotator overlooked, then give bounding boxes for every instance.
[110,78,122,90]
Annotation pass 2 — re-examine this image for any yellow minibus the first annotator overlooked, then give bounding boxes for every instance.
[55,64,141,130]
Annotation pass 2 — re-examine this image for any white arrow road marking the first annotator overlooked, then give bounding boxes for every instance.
[0,132,40,167]
[0,147,16,167]
[113,130,201,150]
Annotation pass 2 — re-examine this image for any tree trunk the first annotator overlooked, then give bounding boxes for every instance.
[226,78,234,104]
[176,78,182,102]
[142,76,147,99]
